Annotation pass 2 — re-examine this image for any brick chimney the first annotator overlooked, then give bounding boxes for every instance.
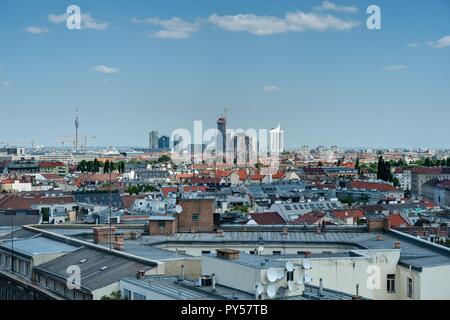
[394,242,401,249]
[216,249,240,260]
[93,226,116,244]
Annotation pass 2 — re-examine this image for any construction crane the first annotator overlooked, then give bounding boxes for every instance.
[81,134,96,150]
[58,136,75,149]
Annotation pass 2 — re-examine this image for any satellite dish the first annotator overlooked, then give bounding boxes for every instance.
[258,246,264,253]
[297,277,304,285]
[175,205,183,214]
[266,285,277,298]
[286,261,294,272]
[255,282,264,295]
[304,275,313,284]
[277,269,284,280]
[302,260,312,270]
[267,268,278,282]
[288,281,296,292]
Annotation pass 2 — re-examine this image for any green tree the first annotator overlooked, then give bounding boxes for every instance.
[104,160,110,173]
[355,157,361,174]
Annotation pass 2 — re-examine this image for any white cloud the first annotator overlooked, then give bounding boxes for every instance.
[132,17,201,39]
[408,42,421,48]
[208,11,359,35]
[314,1,358,13]
[24,26,50,34]
[92,65,120,74]
[263,85,280,92]
[48,13,109,30]
[428,35,450,48]
[381,65,406,72]
[2,81,11,86]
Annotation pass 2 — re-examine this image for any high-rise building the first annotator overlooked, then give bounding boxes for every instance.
[216,113,227,163]
[233,134,252,165]
[149,131,159,149]
[268,125,284,155]
[74,109,79,152]
[158,135,170,149]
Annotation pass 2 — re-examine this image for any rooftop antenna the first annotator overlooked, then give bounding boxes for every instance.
[75,108,80,153]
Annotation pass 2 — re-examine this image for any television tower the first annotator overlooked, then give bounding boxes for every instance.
[75,109,79,152]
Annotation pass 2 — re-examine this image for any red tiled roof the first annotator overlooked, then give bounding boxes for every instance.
[215,170,232,178]
[0,194,75,210]
[349,181,397,192]
[236,170,248,181]
[332,209,364,221]
[272,171,286,180]
[0,179,14,184]
[411,167,443,174]
[247,212,286,225]
[41,174,64,180]
[176,173,195,179]
[122,195,144,209]
[292,211,325,225]
[250,173,265,181]
[75,173,119,187]
[388,214,412,228]
[39,161,65,168]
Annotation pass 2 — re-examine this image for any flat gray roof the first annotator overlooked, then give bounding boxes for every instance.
[0,236,79,257]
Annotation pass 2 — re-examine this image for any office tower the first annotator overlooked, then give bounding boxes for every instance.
[158,135,170,149]
[149,131,159,149]
[216,113,227,163]
[268,124,284,155]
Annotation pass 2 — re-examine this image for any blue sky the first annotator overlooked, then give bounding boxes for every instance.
[0,0,449,149]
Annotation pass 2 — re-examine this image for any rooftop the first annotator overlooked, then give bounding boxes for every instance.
[0,236,79,257]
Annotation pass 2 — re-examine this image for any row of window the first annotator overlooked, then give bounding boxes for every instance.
[284,202,338,211]
[0,252,30,277]
[386,274,414,298]
[123,288,146,300]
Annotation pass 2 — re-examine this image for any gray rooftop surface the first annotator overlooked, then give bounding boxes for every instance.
[35,246,154,291]
[0,236,79,256]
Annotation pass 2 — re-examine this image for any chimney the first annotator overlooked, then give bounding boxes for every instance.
[394,242,401,249]
[352,284,360,300]
[212,273,216,291]
[304,251,311,258]
[180,264,185,281]
[319,278,323,297]
[216,249,240,260]
[136,270,145,279]
[282,227,289,236]
[216,229,224,237]
[114,241,124,251]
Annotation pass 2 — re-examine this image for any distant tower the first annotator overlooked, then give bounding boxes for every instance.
[75,109,80,152]
[216,109,227,163]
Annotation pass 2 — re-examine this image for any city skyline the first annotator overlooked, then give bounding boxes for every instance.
[1,0,450,149]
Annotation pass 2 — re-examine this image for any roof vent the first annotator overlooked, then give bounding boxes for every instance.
[376,234,383,241]
[79,259,87,264]
[100,266,109,271]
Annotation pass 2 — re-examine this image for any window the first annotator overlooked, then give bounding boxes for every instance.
[387,274,395,293]
[201,250,211,255]
[123,289,132,300]
[133,292,146,300]
[407,277,413,298]
[192,214,200,222]
[157,221,165,228]
[284,205,291,211]
[272,251,282,255]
